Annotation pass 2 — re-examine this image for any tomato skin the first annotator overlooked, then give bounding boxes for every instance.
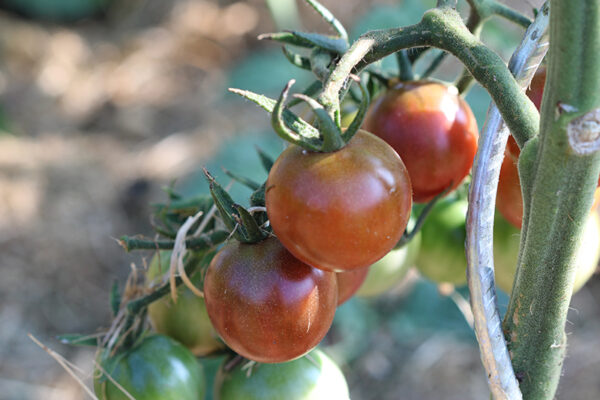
[527,66,546,110]
[336,267,369,305]
[203,237,338,363]
[214,349,350,400]
[365,81,478,203]
[356,230,421,297]
[416,198,469,285]
[496,144,523,228]
[266,129,412,272]
[494,211,600,295]
[94,334,205,400]
[147,251,224,356]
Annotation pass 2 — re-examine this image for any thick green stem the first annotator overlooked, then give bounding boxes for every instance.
[503,1,600,399]
[119,230,228,251]
[321,7,539,148]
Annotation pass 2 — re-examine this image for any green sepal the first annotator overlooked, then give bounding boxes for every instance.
[396,50,414,81]
[310,47,333,81]
[250,182,266,207]
[222,168,261,191]
[204,168,241,237]
[110,280,121,317]
[152,195,215,226]
[255,147,274,173]
[282,46,311,70]
[303,0,348,41]
[228,87,320,141]
[259,31,347,54]
[293,93,344,151]
[292,31,348,53]
[286,80,323,108]
[56,333,100,347]
[341,76,370,143]
[233,204,268,243]
[420,50,447,79]
[272,81,323,151]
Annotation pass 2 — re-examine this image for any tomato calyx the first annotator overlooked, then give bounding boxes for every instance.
[204,168,269,244]
[230,75,371,153]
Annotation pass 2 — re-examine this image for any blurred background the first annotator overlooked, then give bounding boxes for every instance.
[2,0,600,399]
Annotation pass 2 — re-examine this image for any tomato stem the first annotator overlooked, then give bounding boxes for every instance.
[502,1,600,398]
[118,230,228,251]
[396,50,414,81]
[320,7,539,149]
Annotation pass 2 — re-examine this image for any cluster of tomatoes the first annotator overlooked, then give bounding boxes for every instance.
[93,67,600,399]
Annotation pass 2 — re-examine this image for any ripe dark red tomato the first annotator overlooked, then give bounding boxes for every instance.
[496,142,523,228]
[364,81,478,203]
[266,129,412,272]
[203,237,337,363]
[336,267,369,305]
[526,66,546,110]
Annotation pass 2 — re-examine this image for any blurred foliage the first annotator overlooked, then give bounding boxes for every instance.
[0,0,110,21]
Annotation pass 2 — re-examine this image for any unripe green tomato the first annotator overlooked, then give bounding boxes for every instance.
[416,198,469,285]
[94,334,206,400]
[214,349,349,400]
[147,251,224,356]
[356,231,421,297]
[494,211,600,295]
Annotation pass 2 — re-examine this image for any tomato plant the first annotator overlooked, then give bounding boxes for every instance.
[336,267,369,305]
[416,198,469,285]
[356,231,421,297]
[214,349,349,400]
[203,236,338,363]
[146,251,224,356]
[494,211,600,295]
[265,129,412,272]
[94,334,205,400]
[364,81,478,203]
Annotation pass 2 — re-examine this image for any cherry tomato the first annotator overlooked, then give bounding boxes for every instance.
[356,230,421,297]
[416,198,469,285]
[494,210,600,295]
[214,349,349,400]
[203,237,337,363]
[266,129,412,272]
[364,81,478,203]
[147,251,224,356]
[496,141,523,228]
[336,267,369,305]
[526,66,546,110]
[94,334,205,400]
